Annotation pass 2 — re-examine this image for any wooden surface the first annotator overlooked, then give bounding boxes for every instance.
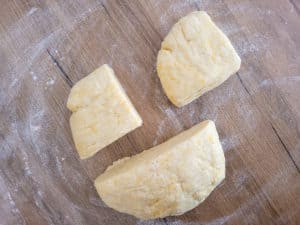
[0,0,299,224]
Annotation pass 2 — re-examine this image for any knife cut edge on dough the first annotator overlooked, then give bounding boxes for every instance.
[94,120,225,219]
[157,11,241,107]
[67,64,142,159]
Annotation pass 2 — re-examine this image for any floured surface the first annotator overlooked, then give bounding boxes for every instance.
[0,0,299,224]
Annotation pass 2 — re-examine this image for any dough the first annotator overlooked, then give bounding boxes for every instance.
[94,120,225,219]
[67,64,142,159]
[157,11,241,107]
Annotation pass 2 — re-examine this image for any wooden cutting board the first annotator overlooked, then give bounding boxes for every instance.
[0,0,299,224]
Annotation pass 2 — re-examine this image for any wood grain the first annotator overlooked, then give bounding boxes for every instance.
[0,0,299,224]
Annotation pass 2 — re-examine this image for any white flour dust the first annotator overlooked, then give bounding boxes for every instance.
[46,78,55,86]
[259,76,300,88]
[221,135,239,153]
[0,176,25,225]
[0,1,114,224]
[27,7,38,16]
[0,0,296,224]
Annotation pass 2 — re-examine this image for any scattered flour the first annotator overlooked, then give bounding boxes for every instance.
[27,7,38,16]
[30,71,38,81]
[152,119,167,146]
[221,135,239,152]
[46,78,56,86]
[259,76,300,88]
[0,176,25,224]
[0,1,295,224]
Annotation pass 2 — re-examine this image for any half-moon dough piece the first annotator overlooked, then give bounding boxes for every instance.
[67,64,142,159]
[157,11,241,107]
[94,120,225,219]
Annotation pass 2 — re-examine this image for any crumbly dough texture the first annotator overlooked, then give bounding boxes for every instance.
[157,11,241,107]
[67,64,142,159]
[94,120,225,219]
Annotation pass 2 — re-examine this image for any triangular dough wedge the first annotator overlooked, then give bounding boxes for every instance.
[157,11,241,107]
[95,120,225,219]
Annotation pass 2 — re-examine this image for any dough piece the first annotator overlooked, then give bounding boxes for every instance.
[157,11,241,107]
[94,120,225,219]
[67,64,142,159]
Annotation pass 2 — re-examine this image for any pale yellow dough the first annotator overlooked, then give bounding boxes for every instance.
[157,11,241,107]
[94,120,225,219]
[67,64,142,159]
